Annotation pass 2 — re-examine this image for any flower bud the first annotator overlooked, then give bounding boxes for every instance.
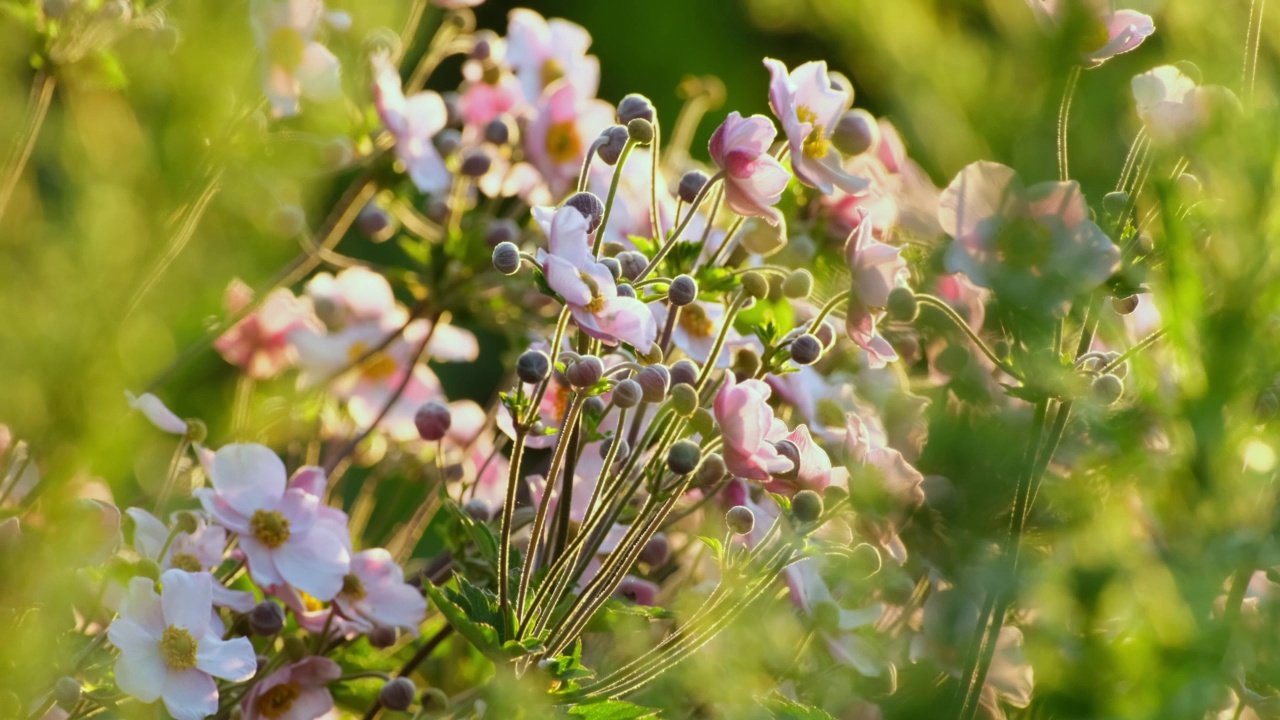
[565,192,606,234]
[726,505,755,535]
[1111,294,1139,315]
[677,170,709,204]
[773,440,800,481]
[668,384,699,417]
[414,401,452,441]
[600,436,630,463]
[690,407,716,438]
[739,216,788,257]
[367,626,398,649]
[831,108,880,156]
[516,350,550,384]
[741,271,769,300]
[616,93,657,125]
[484,117,511,146]
[1102,191,1129,216]
[600,257,622,281]
[667,440,702,475]
[616,576,659,605]
[460,150,492,177]
[565,356,604,388]
[612,378,643,408]
[791,489,824,523]
[425,198,449,223]
[283,636,309,661]
[617,251,648,281]
[935,344,970,376]
[420,688,449,713]
[1176,172,1202,197]
[463,498,493,522]
[595,125,630,165]
[379,678,417,711]
[627,118,655,145]
[485,218,519,248]
[790,335,823,366]
[434,128,462,157]
[669,358,699,387]
[640,533,670,566]
[249,601,286,636]
[1091,374,1123,405]
[616,283,637,299]
[669,275,698,306]
[782,270,813,299]
[635,365,670,403]
[53,677,81,711]
[492,242,522,275]
[732,347,762,378]
[886,286,918,322]
[583,396,607,418]
[697,452,727,487]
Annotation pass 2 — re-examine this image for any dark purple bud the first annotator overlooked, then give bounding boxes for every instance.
[635,365,670,403]
[615,576,659,606]
[616,93,656,125]
[434,128,462,157]
[485,218,520,248]
[596,125,630,165]
[669,275,698,306]
[790,335,823,366]
[492,242,521,275]
[460,150,492,177]
[379,678,417,711]
[484,117,511,146]
[669,359,699,387]
[367,626,398,648]
[677,170,709,204]
[565,356,605,388]
[249,601,286,636]
[831,109,879,156]
[726,505,755,535]
[612,379,643,408]
[617,251,647,281]
[414,401,452,441]
[564,192,605,233]
[639,533,670,566]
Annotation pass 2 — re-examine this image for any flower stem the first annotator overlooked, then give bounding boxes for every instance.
[592,139,637,259]
[1057,65,1081,182]
[916,294,1022,380]
[0,70,55,224]
[636,173,725,280]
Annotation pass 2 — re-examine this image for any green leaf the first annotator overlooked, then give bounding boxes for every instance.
[759,692,837,719]
[422,582,502,659]
[697,535,724,560]
[567,700,660,719]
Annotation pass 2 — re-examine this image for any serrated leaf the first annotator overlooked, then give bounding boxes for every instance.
[422,582,501,658]
[697,535,723,560]
[567,700,660,719]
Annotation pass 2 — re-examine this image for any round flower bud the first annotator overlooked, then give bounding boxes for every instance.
[791,489,824,523]
[669,359,699,387]
[612,378,643,408]
[379,678,417,712]
[667,440,702,475]
[790,335,823,366]
[733,347,762,378]
[1102,191,1129,216]
[635,365,670,403]
[485,218,520,248]
[846,542,882,579]
[463,498,493,522]
[741,271,769,300]
[595,125,630,166]
[434,128,462,157]
[425,198,449,223]
[1111,294,1139,315]
[886,286,918,322]
[420,688,449,713]
[640,533,670,566]
[668,384,699,417]
[781,270,813,299]
[460,150,492,177]
[565,356,605,388]
[669,275,698,306]
[739,216,788,256]
[935,344,970,376]
[831,109,879,156]
[249,601,286,636]
[414,401,452,441]
[726,505,755,535]
[1091,374,1124,405]
[617,93,657,124]
[600,436,630,463]
[283,636,309,661]
[616,282,637,298]
[356,202,397,242]
[812,321,836,349]
[1176,172,1202,196]
[367,626,398,649]
[516,350,550,384]
[53,677,81,711]
[600,257,622,281]
[626,118,655,145]
[484,117,511,146]
[565,191,606,233]
[471,35,493,61]
[492,242,522,275]
[583,396,607,418]
[677,170,710,204]
[690,407,716,437]
[697,452,727,488]
[618,251,648,281]
[773,440,800,481]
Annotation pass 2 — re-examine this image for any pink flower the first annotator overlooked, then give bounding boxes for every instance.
[764,58,867,195]
[524,82,613,199]
[1027,0,1154,66]
[505,9,599,104]
[251,0,346,117]
[372,53,451,194]
[649,301,755,368]
[765,424,834,495]
[127,509,255,613]
[714,374,793,481]
[241,657,341,720]
[540,205,658,348]
[434,0,483,7]
[940,161,1120,311]
[214,280,320,380]
[1131,65,1237,145]
[840,413,924,564]
[195,444,351,600]
[460,42,523,128]
[822,120,940,241]
[709,112,792,225]
[334,549,427,636]
[845,210,908,369]
[108,570,256,720]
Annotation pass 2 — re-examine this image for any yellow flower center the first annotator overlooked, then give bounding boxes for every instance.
[159,626,199,671]
[341,573,367,600]
[170,552,203,572]
[267,28,306,71]
[299,591,325,612]
[255,682,301,719]
[678,303,715,339]
[579,271,606,313]
[541,58,566,89]
[796,105,830,159]
[250,509,291,549]
[347,342,399,382]
[546,120,583,164]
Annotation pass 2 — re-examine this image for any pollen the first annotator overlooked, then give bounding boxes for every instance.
[541,58,566,89]
[347,342,398,382]
[546,120,583,164]
[341,573,367,600]
[159,626,199,671]
[255,682,301,719]
[796,105,830,159]
[678,304,715,338]
[169,552,203,572]
[250,509,291,549]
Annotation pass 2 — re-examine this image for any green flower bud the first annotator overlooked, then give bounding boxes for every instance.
[726,505,755,535]
[791,489,824,523]
[1092,374,1124,405]
[740,271,769,300]
[886,286,918,322]
[666,440,702,475]
[668,384,699,417]
[781,270,813,299]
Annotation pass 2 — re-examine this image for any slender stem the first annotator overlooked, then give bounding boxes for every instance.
[593,139,637,258]
[1057,66,1081,182]
[917,295,1022,380]
[361,626,455,720]
[702,216,744,269]
[497,430,528,636]
[636,173,724,280]
[649,120,662,241]
[695,293,749,389]
[0,70,56,223]
[1100,328,1166,375]
[577,137,606,194]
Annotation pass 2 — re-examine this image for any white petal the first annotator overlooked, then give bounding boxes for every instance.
[161,669,219,720]
[113,648,166,704]
[161,570,212,639]
[196,635,256,682]
[126,392,189,434]
[274,528,351,600]
[209,444,287,517]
